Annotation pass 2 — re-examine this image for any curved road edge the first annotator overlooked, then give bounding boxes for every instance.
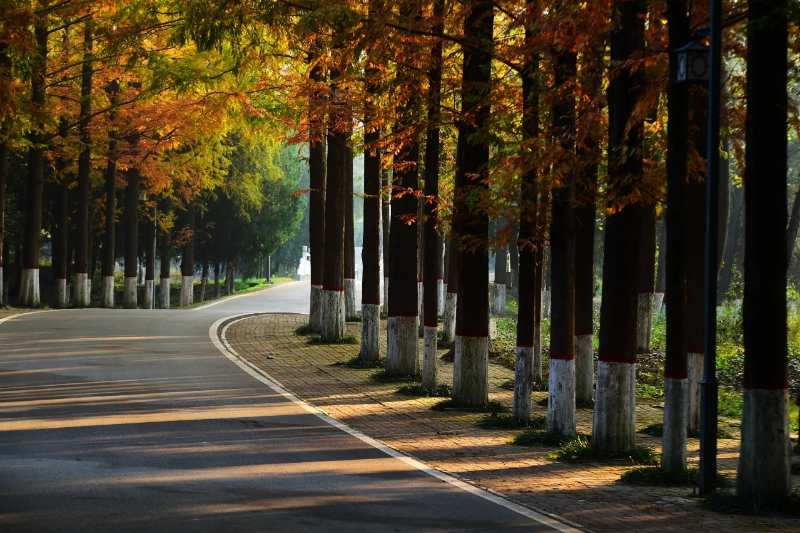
[209,312,585,533]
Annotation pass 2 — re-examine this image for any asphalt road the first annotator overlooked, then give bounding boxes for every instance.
[0,281,568,532]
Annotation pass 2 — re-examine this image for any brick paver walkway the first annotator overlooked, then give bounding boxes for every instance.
[227,313,800,532]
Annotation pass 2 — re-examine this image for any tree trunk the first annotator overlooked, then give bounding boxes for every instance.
[142,204,156,309]
[654,215,666,315]
[443,231,459,346]
[662,0,690,473]
[386,3,422,377]
[636,206,656,354]
[101,82,119,308]
[737,0,790,506]
[547,46,577,437]
[180,207,195,307]
[52,183,69,308]
[0,144,5,306]
[321,71,347,343]
[199,257,209,302]
[786,186,800,270]
[309,62,326,332]
[453,0,492,408]
[593,0,645,455]
[159,223,170,309]
[381,167,390,317]
[123,169,139,309]
[422,0,444,390]
[21,13,48,307]
[344,140,357,320]
[513,27,539,424]
[73,19,93,308]
[493,224,507,316]
[361,2,383,363]
[718,185,743,302]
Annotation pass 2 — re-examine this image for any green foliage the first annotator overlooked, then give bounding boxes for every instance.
[331,356,383,369]
[550,437,659,465]
[431,399,508,414]
[478,414,546,430]
[619,466,698,486]
[307,335,358,345]
[512,429,575,447]
[397,383,453,397]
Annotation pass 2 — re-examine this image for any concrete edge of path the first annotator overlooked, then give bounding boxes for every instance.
[0,309,53,326]
[192,280,304,312]
[209,312,585,533]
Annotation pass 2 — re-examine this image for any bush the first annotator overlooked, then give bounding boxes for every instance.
[478,414,546,430]
[397,383,452,397]
[512,429,575,447]
[550,436,659,465]
[431,399,508,414]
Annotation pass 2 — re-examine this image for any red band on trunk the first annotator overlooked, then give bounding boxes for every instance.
[742,378,789,390]
[549,352,574,361]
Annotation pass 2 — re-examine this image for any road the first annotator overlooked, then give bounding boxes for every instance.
[0,281,568,532]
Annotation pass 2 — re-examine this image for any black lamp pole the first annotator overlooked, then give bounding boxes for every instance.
[699,0,722,495]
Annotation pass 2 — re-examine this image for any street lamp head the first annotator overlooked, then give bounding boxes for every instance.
[676,40,710,84]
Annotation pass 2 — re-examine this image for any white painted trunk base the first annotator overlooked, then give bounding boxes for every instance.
[102,276,114,308]
[310,285,323,333]
[662,377,688,473]
[575,334,593,403]
[320,290,345,342]
[180,275,194,307]
[592,361,636,454]
[548,358,576,436]
[653,292,665,317]
[143,279,155,309]
[442,292,457,345]
[687,352,703,434]
[453,335,488,408]
[532,342,543,388]
[54,278,68,309]
[159,278,170,309]
[20,268,40,307]
[345,278,357,320]
[493,283,506,316]
[123,277,137,309]
[360,303,380,362]
[636,292,654,353]
[74,273,90,307]
[386,316,418,377]
[422,326,438,390]
[512,346,533,423]
[437,279,444,317]
[737,388,791,505]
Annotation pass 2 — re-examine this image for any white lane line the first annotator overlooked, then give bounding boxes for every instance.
[209,313,584,533]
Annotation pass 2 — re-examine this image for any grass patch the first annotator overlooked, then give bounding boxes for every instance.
[477,414,546,430]
[397,383,452,397]
[331,356,383,369]
[371,369,417,383]
[294,323,315,336]
[619,466,698,486]
[513,429,576,447]
[638,422,735,439]
[550,436,659,465]
[307,334,358,345]
[431,399,508,414]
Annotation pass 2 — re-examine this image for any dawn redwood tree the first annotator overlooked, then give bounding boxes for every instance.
[52,182,69,308]
[0,144,5,306]
[73,19,93,308]
[344,142,357,320]
[21,11,48,307]
[574,44,601,406]
[159,222,171,308]
[180,207,195,306]
[101,81,119,308]
[636,206,655,353]
[654,216,666,314]
[661,0,690,473]
[321,71,347,342]
[308,62,326,332]
[442,230,459,345]
[381,166,390,317]
[421,0,444,390]
[123,168,140,309]
[360,0,383,363]
[385,1,422,377]
[593,0,646,454]
[547,41,577,437]
[512,20,540,423]
[493,223,508,315]
[737,0,791,505]
[452,0,493,408]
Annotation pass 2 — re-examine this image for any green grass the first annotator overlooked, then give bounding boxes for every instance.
[331,356,383,369]
[549,436,659,465]
[619,466,698,486]
[371,370,418,383]
[397,383,452,397]
[477,414,546,430]
[512,429,577,447]
[638,422,735,439]
[431,399,508,414]
[307,334,358,345]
